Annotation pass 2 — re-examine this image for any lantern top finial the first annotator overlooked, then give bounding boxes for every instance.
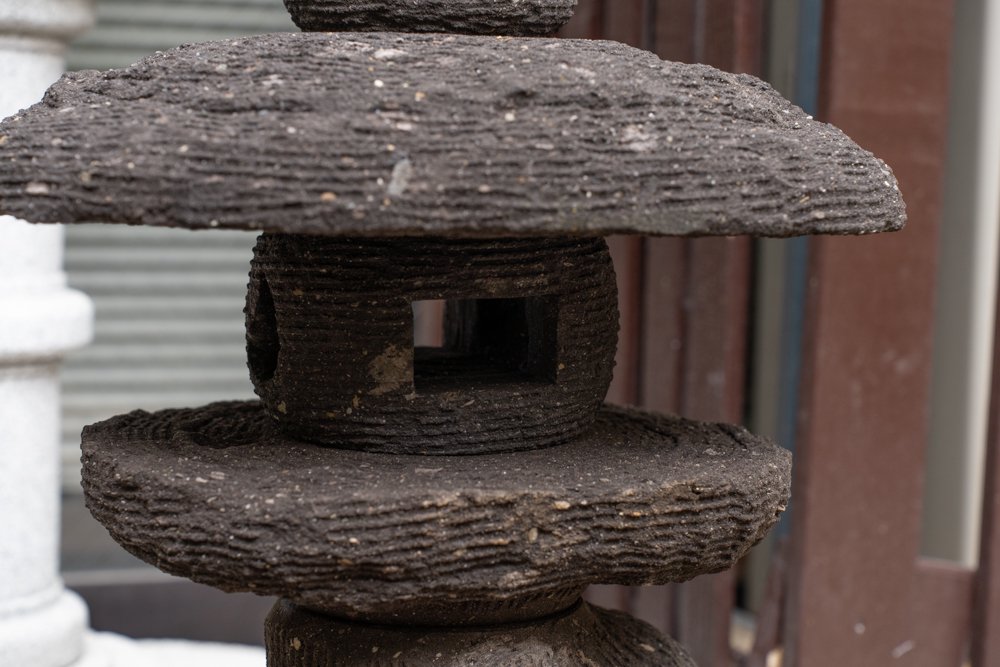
[282,0,578,36]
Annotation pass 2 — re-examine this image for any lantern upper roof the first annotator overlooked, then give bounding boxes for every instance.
[0,32,905,238]
[282,0,578,36]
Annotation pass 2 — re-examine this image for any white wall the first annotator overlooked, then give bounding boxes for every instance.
[923,0,1000,565]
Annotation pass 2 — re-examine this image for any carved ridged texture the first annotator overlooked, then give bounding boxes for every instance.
[81,402,791,625]
[0,32,905,238]
[283,0,577,36]
[265,600,697,666]
[247,235,617,454]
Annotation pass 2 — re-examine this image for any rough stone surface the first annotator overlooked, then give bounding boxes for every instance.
[265,599,696,666]
[0,32,905,238]
[81,401,790,625]
[283,0,577,36]
[247,235,618,454]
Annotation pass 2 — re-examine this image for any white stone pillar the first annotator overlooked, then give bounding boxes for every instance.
[0,2,99,666]
[0,5,264,664]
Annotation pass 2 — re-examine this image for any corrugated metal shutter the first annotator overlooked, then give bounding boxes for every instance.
[61,1,295,479]
[67,0,295,71]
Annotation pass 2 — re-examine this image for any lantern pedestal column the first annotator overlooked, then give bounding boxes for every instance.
[0,222,98,667]
[0,5,266,665]
[0,4,99,666]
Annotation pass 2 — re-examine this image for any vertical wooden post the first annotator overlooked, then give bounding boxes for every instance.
[670,238,751,667]
[656,6,761,665]
[783,1,957,665]
[618,3,763,663]
[599,1,647,410]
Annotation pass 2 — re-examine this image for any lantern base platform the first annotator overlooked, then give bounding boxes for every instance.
[265,599,696,666]
[80,401,790,625]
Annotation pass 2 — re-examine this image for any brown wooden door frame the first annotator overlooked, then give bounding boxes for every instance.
[782,1,969,665]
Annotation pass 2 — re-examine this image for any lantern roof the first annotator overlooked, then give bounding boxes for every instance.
[0,32,905,237]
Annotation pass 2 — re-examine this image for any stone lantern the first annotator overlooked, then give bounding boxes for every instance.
[0,1,905,664]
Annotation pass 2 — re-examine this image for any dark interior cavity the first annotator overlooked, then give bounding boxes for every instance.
[412,296,559,392]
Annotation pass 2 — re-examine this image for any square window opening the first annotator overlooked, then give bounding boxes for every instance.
[411,296,558,392]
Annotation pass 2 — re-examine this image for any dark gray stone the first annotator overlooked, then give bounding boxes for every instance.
[265,599,697,666]
[81,401,790,625]
[283,0,577,36]
[247,235,618,454]
[0,32,904,238]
